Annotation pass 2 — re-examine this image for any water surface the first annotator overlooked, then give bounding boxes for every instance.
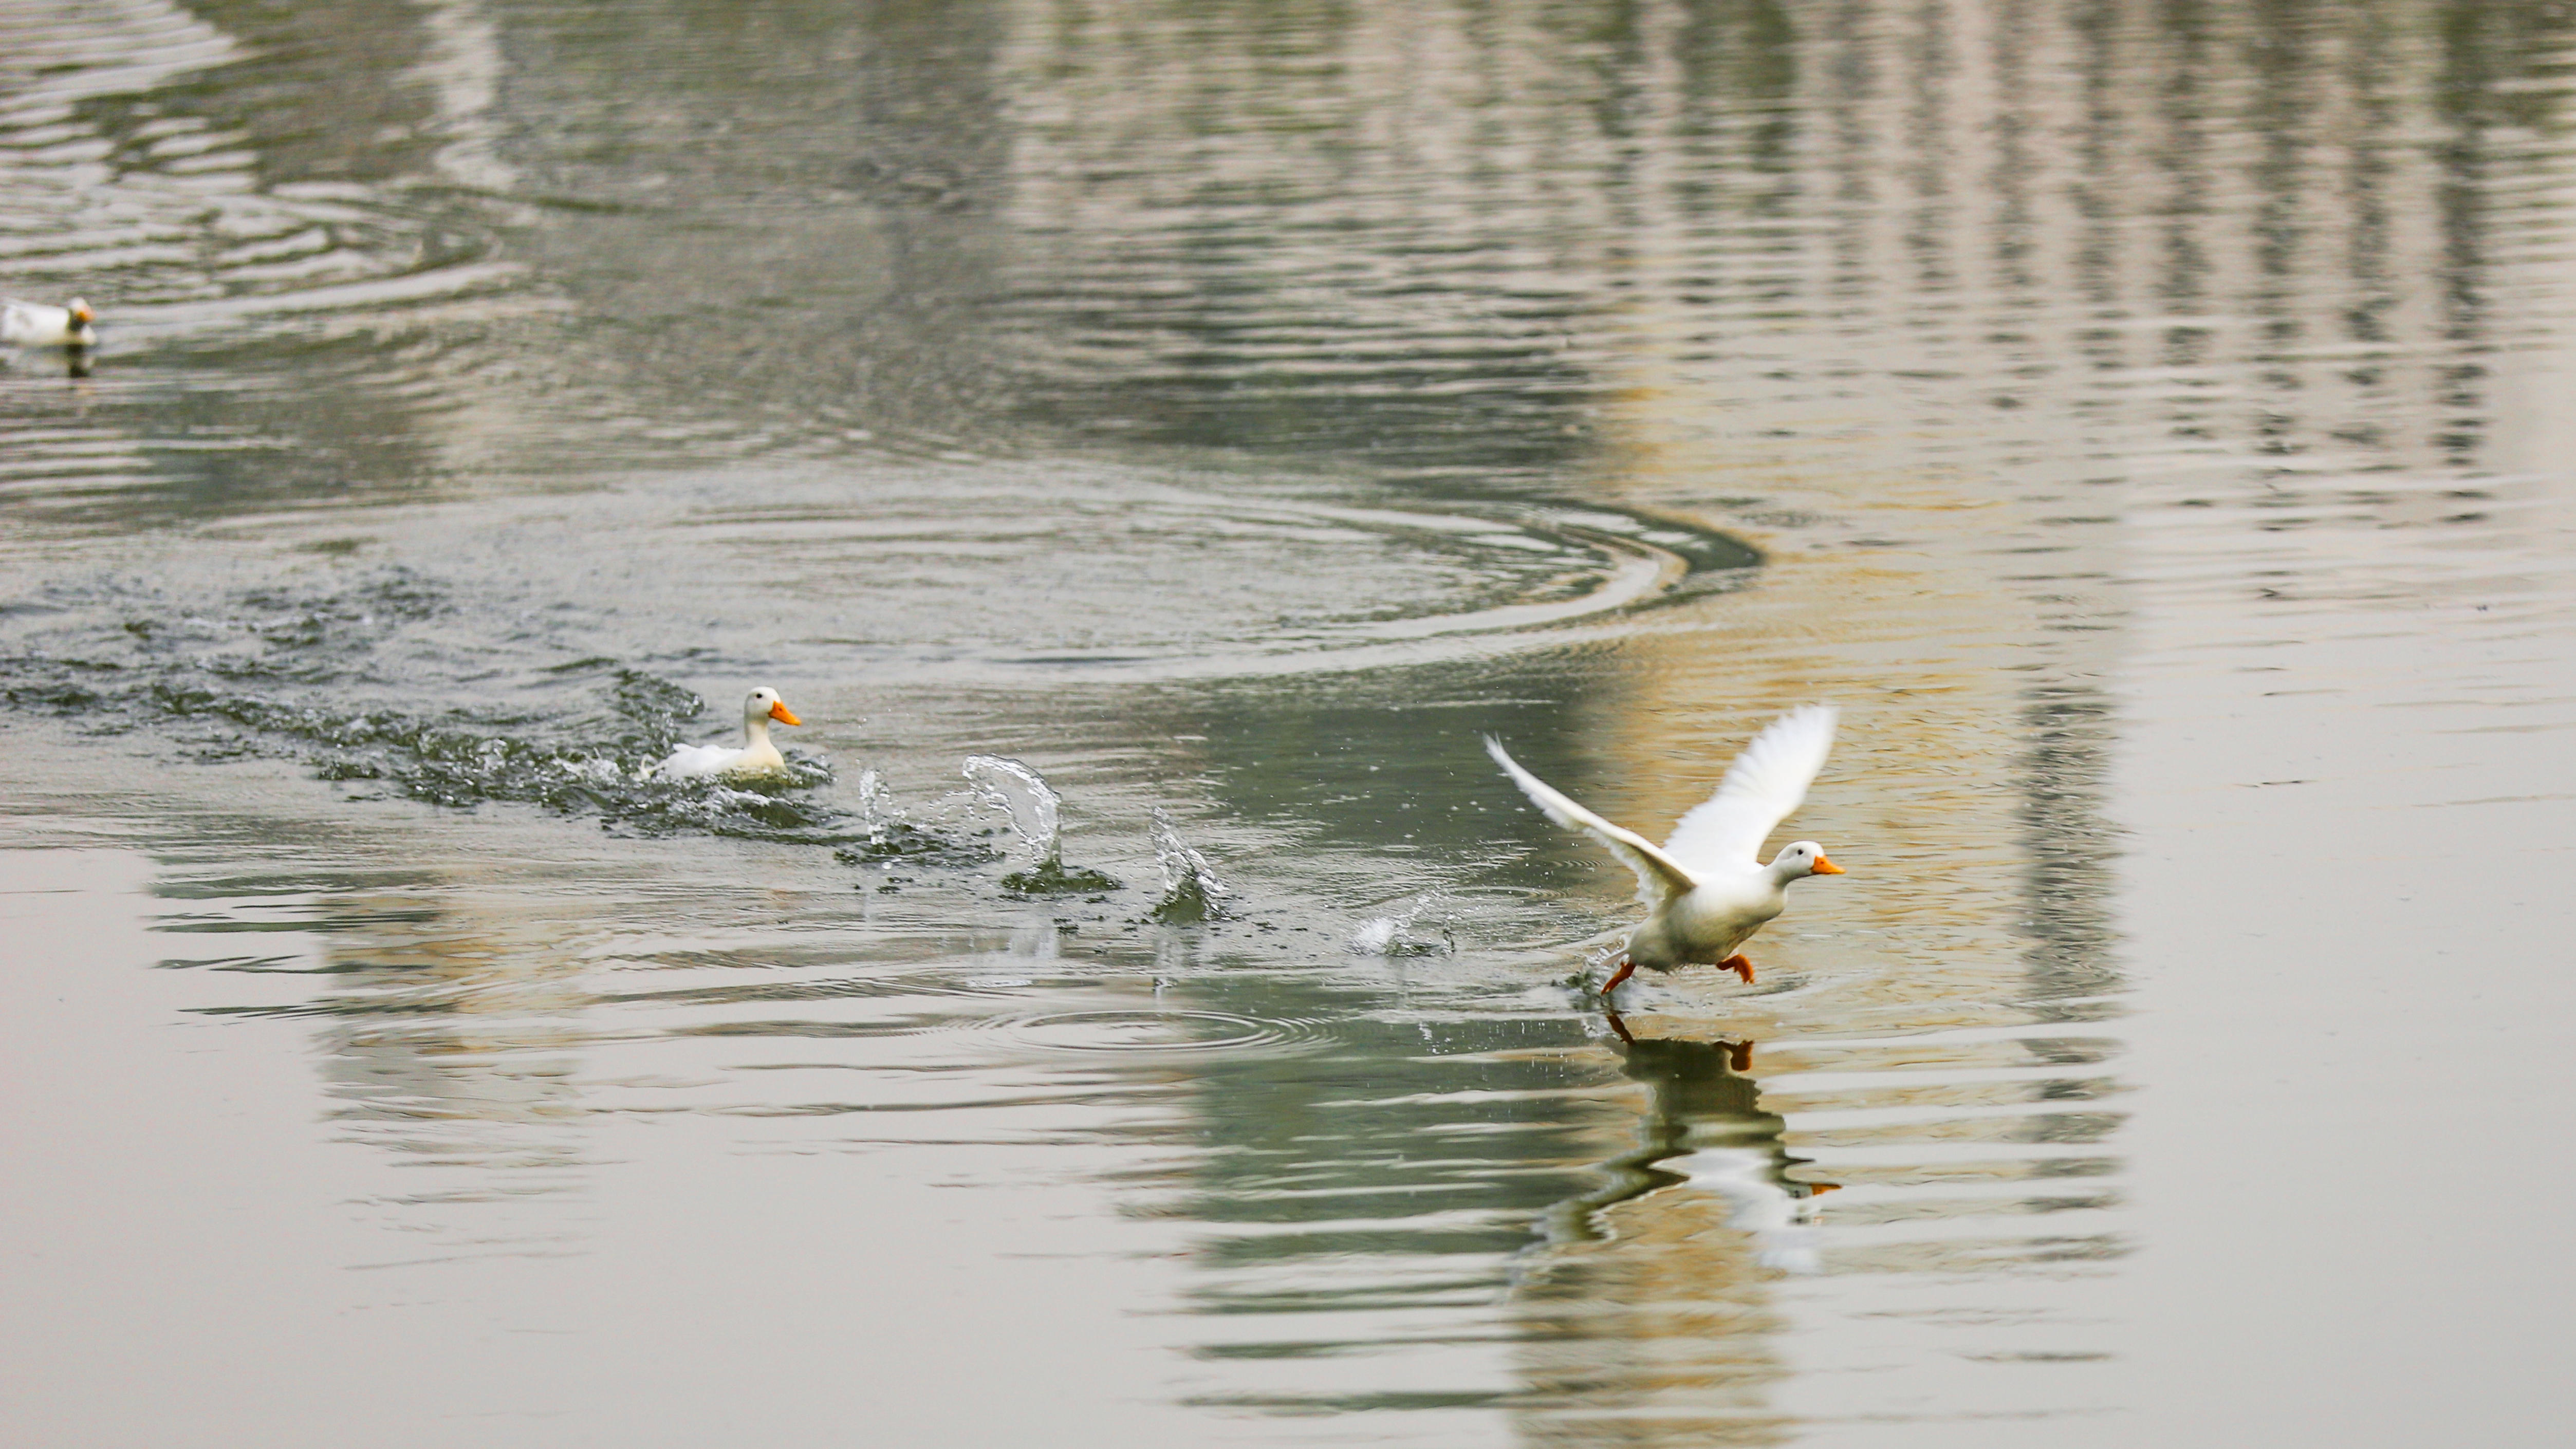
[5,2,2574,1444]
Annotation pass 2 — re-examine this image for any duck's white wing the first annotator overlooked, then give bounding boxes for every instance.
[1485,737,1699,911]
[1,301,49,343]
[651,742,738,779]
[1661,705,1838,872]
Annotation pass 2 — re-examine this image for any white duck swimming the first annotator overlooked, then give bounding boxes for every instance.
[651,687,804,779]
[1487,704,1843,996]
[2,298,96,347]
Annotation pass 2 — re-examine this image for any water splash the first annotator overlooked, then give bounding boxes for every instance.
[1347,895,1455,957]
[854,767,900,837]
[962,754,1121,894]
[831,768,995,865]
[1147,807,1229,924]
[961,754,1060,860]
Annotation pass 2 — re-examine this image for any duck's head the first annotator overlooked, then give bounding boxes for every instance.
[1772,841,1845,880]
[744,686,802,727]
[66,298,95,345]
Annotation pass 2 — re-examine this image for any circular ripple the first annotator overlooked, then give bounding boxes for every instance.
[994,1009,1326,1056]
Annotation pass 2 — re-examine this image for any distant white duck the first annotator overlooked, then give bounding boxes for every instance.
[2,297,96,347]
[651,687,804,780]
[1487,704,1843,996]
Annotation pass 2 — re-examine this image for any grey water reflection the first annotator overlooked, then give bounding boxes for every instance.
[2018,681,2120,1006]
[7,0,2576,1443]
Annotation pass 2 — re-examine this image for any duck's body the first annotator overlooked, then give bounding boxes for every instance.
[651,687,803,780]
[1487,704,1843,996]
[2,298,96,347]
[1618,872,1791,975]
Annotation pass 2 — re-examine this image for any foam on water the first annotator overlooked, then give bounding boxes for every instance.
[1347,894,1456,957]
[1349,890,1453,957]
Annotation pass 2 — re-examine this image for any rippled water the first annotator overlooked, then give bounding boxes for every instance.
[7,1,2576,1444]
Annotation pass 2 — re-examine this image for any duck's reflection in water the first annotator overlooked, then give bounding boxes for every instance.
[1511,1017,1834,1444]
[1547,1016,1836,1269]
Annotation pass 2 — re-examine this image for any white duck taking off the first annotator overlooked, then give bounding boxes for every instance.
[2,297,96,347]
[651,687,804,779]
[1487,704,1843,996]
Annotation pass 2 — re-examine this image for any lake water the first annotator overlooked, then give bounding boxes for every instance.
[5,2,2573,1444]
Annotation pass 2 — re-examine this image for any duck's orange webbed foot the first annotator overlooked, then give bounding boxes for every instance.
[1719,954,1754,985]
[1598,957,1638,996]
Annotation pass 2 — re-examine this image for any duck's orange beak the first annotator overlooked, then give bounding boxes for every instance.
[769,700,803,726]
[1811,853,1845,875]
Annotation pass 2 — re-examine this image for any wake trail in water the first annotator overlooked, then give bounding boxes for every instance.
[0,567,849,842]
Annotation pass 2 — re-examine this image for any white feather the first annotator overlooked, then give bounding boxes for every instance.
[1484,737,1699,912]
[1660,704,1838,872]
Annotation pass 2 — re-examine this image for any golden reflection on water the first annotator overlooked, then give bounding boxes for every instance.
[1512,1030,1814,1445]
[303,898,595,1230]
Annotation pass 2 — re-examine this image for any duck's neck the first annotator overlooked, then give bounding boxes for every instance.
[742,713,773,749]
[1766,853,1802,888]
